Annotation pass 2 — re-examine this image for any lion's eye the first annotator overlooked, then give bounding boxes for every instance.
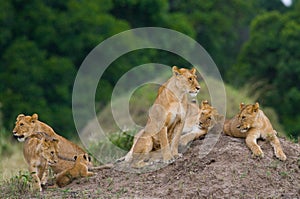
[20,123,24,126]
[208,117,211,120]
[242,116,246,119]
[51,151,54,155]
[188,77,193,81]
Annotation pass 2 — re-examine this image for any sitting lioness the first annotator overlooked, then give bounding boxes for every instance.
[224,102,286,161]
[179,100,222,146]
[123,66,200,166]
[23,134,59,191]
[55,153,94,188]
[13,113,88,173]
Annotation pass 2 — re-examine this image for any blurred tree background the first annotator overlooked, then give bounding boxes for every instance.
[0,0,299,139]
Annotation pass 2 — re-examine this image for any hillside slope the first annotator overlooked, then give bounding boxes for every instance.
[41,133,299,198]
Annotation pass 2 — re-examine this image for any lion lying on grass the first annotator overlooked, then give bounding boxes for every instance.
[121,66,200,167]
[224,102,286,161]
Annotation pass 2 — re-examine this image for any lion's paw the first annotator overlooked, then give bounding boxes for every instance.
[164,158,175,164]
[174,153,183,159]
[252,149,264,158]
[276,151,287,161]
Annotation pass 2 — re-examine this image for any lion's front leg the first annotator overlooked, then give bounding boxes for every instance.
[159,126,173,162]
[131,135,153,164]
[40,165,49,186]
[245,132,264,158]
[29,165,42,191]
[267,131,286,161]
[170,120,184,157]
[180,129,207,146]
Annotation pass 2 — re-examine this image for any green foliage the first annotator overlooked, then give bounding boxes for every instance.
[109,130,134,151]
[0,0,297,139]
[169,0,259,74]
[0,37,76,138]
[229,6,300,138]
[0,0,130,137]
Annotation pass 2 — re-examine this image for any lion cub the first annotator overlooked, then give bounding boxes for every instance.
[56,153,94,187]
[179,100,222,146]
[224,102,286,161]
[23,134,59,191]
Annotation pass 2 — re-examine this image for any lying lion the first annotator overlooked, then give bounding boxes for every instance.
[13,113,88,174]
[224,102,286,161]
[122,66,200,167]
[56,153,94,188]
[179,100,222,146]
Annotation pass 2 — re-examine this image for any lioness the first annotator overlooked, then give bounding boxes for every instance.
[56,153,94,188]
[23,134,59,191]
[124,66,200,166]
[13,113,88,173]
[224,102,286,161]
[179,100,221,146]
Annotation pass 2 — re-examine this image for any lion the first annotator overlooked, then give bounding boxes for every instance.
[23,134,59,191]
[55,153,94,188]
[179,100,222,146]
[121,66,200,167]
[223,102,286,161]
[13,113,88,174]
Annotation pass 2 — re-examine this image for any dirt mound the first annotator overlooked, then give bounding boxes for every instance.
[43,133,299,198]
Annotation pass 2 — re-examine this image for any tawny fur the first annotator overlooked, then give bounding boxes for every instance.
[13,113,89,174]
[179,100,223,146]
[224,102,286,161]
[55,154,94,188]
[23,135,59,191]
[122,66,200,167]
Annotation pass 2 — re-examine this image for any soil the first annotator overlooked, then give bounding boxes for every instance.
[41,133,300,198]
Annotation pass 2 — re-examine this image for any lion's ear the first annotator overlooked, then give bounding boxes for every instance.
[31,113,38,123]
[239,103,245,110]
[201,100,209,108]
[17,114,25,121]
[172,66,180,76]
[52,138,59,144]
[253,102,260,112]
[190,68,196,75]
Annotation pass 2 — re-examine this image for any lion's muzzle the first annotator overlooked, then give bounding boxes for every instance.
[13,134,25,142]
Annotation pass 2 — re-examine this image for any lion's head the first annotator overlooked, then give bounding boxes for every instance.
[172,66,200,97]
[40,137,59,165]
[237,102,260,133]
[198,100,217,130]
[74,153,92,167]
[12,113,39,142]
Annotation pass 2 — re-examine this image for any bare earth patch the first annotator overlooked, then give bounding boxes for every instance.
[20,134,300,198]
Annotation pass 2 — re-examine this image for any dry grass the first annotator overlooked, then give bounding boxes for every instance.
[0,148,26,181]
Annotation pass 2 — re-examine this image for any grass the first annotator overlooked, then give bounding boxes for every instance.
[0,131,27,181]
[0,171,35,198]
